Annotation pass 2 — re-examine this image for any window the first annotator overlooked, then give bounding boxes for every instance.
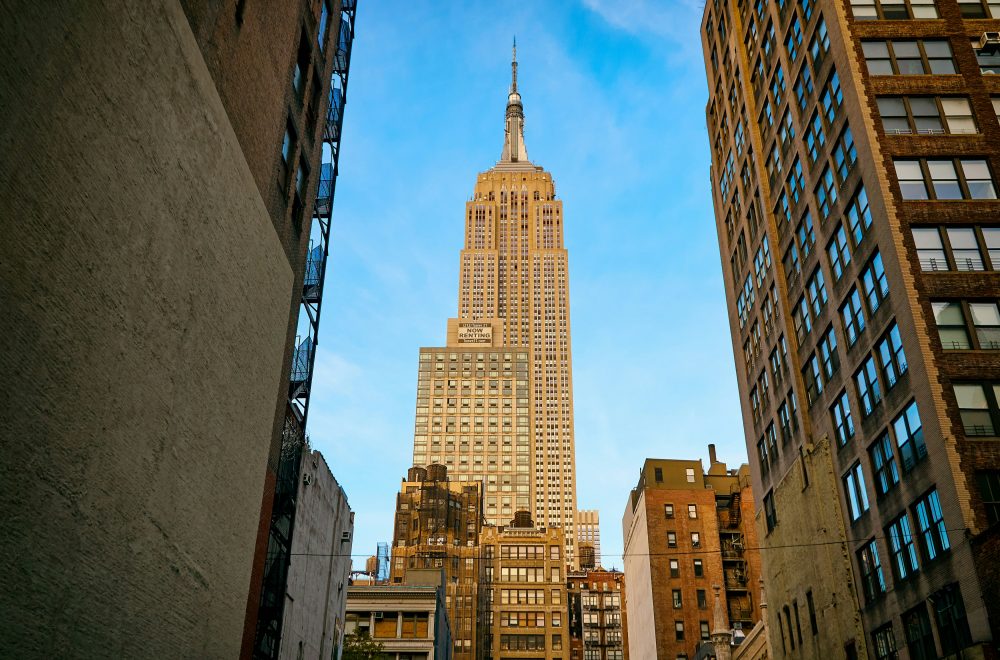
[806,268,828,317]
[855,357,882,416]
[675,621,685,641]
[806,591,818,635]
[794,66,814,112]
[861,251,889,313]
[877,96,977,135]
[976,38,1000,74]
[691,532,701,548]
[832,391,855,446]
[977,470,1000,526]
[894,401,927,470]
[697,589,708,609]
[961,0,1000,18]
[686,467,696,483]
[827,225,852,280]
[804,112,825,163]
[693,559,704,577]
[844,462,870,521]
[953,383,1000,436]
[914,488,950,561]
[667,531,677,548]
[858,538,887,602]
[819,326,840,379]
[655,467,663,482]
[700,621,711,641]
[815,166,837,218]
[809,19,830,65]
[894,158,998,200]
[820,71,843,123]
[876,322,908,388]
[872,624,898,660]
[870,432,900,495]
[932,584,973,655]
[841,287,866,345]
[903,604,936,660]
[669,559,679,577]
[913,227,948,271]
[764,490,777,532]
[948,227,986,270]
[672,589,683,609]
[688,504,697,519]
[832,127,857,181]
[851,0,938,19]
[887,513,919,581]
[803,354,824,404]
[863,39,955,75]
[665,503,674,518]
[934,301,1000,350]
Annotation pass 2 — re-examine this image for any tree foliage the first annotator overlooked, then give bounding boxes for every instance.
[341,633,386,660]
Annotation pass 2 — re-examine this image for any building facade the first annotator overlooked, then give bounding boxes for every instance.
[409,45,580,564]
[480,513,569,660]
[279,449,354,660]
[621,449,762,660]
[567,569,627,660]
[346,569,453,660]
[576,510,602,570]
[701,0,1000,656]
[390,465,484,660]
[1,1,353,657]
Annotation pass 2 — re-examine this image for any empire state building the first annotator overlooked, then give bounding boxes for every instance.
[411,45,580,562]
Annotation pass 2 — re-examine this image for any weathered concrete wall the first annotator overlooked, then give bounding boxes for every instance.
[280,450,354,660]
[0,1,293,657]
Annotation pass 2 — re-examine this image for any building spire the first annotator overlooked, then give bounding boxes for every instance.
[500,38,529,165]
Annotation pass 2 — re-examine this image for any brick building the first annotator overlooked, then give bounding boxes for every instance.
[480,512,569,659]
[621,448,762,659]
[390,464,484,660]
[567,569,627,660]
[1,1,354,658]
[701,0,1000,655]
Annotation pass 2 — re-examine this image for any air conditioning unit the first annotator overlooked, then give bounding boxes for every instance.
[374,611,384,620]
[341,531,352,542]
[979,31,1000,51]
[303,473,313,486]
[733,622,744,631]
[731,540,744,551]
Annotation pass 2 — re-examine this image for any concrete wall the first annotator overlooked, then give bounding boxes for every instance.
[280,450,354,660]
[621,491,655,660]
[0,1,292,656]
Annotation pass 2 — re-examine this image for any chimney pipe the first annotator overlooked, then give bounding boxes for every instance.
[708,443,718,465]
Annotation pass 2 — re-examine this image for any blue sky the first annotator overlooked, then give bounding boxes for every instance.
[309,0,746,569]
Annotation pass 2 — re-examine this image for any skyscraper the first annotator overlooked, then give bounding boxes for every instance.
[412,45,580,562]
[701,0,1000,656]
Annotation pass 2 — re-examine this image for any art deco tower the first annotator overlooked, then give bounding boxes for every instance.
[412,45,580,562]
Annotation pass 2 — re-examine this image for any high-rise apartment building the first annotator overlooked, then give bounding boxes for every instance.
[701,0,1000,656]
[411,45,580,562]
[621,449,762,659]
[576,510,602,569]
[567,568,628,660]
[480,512,569,660]
[389,464,484,660]
[2,1,354,657]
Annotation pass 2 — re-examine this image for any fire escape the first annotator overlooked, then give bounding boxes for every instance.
[718,485,752,629]
[253,2,357,658]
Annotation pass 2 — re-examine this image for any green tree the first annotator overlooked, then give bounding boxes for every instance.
[340,633,386,660]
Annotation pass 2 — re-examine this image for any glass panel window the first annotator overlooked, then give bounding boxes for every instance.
[971,302,1000,348]
[844,462,871,521]
[872,624,898,660]
[886,513,919,581]
[912,227,948,271]
[895,160,928,199]
[870,432,900,495]
[875,322,908,389]
[855,357,882,416]
[962,160,997,199]
[914,488,950,562]
[932,584,973,655]
[832,391,856,446]
[893,401,927,471]
[933,301,971,349]
[903,604,936,660]
[942,98,976,134]
[828,225,852,280]
[953,384,994,436]
[858,539,887,602]
[928,159,961,199]
[861,251,889,313]
[841,287,866,345]
[977,470,1000,526]
[846,185,872,244]
[948,228,984,271]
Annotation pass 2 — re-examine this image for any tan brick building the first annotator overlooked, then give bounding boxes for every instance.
[701,0,1000,656]
[480,513,569,659]
[621,448,762,659]
[390,465,484,659]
